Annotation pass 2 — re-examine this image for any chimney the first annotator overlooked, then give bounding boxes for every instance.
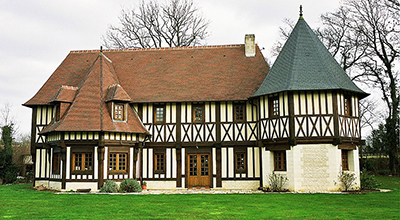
[245,34,256,57]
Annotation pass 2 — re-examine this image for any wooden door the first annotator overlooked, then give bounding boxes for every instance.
[187,154,211,187]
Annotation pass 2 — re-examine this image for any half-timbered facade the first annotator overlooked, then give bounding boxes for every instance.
[24,12,367,192]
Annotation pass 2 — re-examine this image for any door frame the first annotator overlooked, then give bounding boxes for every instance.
[186,152,212,188]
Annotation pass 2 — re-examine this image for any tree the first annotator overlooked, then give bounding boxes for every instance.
[102,0,209,49]
[273,0,399,174]
[0,103,18,183]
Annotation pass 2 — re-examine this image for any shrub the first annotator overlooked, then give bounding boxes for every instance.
[338,171,356,191]
[268,173,288,192]
[360,171,380,190]
[119,179,142,193]
[100,180,118,193]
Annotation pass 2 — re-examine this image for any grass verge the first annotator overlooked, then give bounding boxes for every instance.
[1,176,399,219]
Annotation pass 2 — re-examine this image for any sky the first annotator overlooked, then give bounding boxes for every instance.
[0,0,344,137]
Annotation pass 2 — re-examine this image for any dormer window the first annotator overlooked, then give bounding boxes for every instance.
[113,103,125,121]
[55,104,61,121]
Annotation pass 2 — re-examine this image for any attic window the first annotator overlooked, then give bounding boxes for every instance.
[113,103,125,121]
[193,104,204,123]
[154,104,165,124]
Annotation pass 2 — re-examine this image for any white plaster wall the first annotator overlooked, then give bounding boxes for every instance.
[222,180,259,190]
[66,182,98,191]
[49,181,62,190]
[35,180,49,188]
[147,181,176,189]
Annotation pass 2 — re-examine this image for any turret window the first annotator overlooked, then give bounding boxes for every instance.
[344,95,352,116]
[342,150,349,170]
[269,96,279,117]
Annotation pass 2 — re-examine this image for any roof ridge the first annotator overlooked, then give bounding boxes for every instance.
[70,44,246,54]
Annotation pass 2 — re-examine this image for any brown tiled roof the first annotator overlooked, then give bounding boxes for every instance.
[40,54,149,135]
[24,45,269,105]
[50,85,78,103]
[105,84,132,102]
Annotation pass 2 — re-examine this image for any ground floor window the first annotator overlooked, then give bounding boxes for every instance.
[235,152,246,173]
[154,153,165,174]
[52,153,60,174]
[274,151,286,171]
[72,153,93,172]
[342,150,349,171]
[109,153,127,172]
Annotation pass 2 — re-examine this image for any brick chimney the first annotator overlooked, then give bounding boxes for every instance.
[245,34,255,57]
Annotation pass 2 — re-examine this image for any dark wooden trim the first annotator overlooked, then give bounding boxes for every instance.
[216,146,222,187]
[31,107,37,157]
[61,147,67,189]
[176,147,182,187]
[216,102,221,143]
[221,177,261,181]
[265,144,291,151]
[288,92,296,145]
[176,103,182,144]
[338,144,357,150]
[332,91,340,143]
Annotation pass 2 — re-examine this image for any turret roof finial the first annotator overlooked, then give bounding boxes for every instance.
[300,5,303,18]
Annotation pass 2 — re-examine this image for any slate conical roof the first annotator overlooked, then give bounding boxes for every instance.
[252,15,368,98]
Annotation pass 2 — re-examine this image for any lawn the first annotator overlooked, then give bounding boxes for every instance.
[1,176,399,219]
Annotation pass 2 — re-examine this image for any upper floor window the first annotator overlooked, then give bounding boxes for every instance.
[274,151,286,171]
[109,153,127,172]
[269,96,279,117]
[234,104,246,122]
[72,153,92,172]
[193,104,204,123]
[154,104,165,124]
[344,95,352,116]
[114,103,125,121]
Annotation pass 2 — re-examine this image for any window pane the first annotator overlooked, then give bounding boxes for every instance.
[155,106,164,123]
[235,105,245,121]
[193,105,204,122]
[85,153,92,171]
[109,153,117,170]
[119,154,126,171]
[114,104,124,120]
[74,153,82,171]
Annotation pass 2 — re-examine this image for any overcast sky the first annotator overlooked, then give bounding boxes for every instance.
[0,0,343,136]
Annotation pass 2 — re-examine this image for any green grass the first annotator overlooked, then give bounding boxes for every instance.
[1,176,399,219]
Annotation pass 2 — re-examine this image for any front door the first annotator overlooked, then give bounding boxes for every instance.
[187,154,211,187]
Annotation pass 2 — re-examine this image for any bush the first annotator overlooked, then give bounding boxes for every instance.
[100,180,118,193]
[360,171,380,190]
[268,173,288,192]
[1,165,19,184]
[338,171,357,191]
[119,179,142,193]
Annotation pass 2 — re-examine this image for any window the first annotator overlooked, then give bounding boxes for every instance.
[344,95,352,116]
[235,152,246,173]
[269,96,279,117]
[342,150,349,171]
[109,153,127,172]
[193,104,204,123]
[114,103,125,121]
[55,104,61,121]
[154,153,165,174]
[154,105,165,123]
[72,153,92,172]
[274,151,286,171]
[234,104,246,122]
[52,153,60,174]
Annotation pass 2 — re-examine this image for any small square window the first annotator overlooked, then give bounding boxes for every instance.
[109,153,127,172]
[114,103,125,121]
[193,104,204,123]
[72,153,93,172]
